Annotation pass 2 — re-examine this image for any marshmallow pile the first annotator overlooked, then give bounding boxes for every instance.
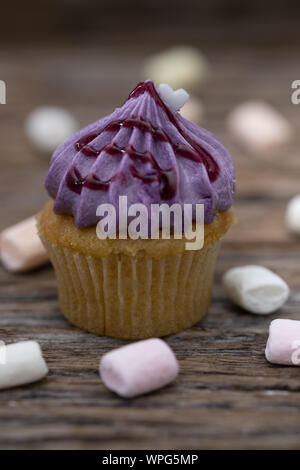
[1,83,299,394]
[222,266,300,367]
[0,337,178,397]
[2,321,299,396]
[225,98,300,368]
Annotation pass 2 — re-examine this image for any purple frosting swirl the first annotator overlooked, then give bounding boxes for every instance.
[45,80,235,228]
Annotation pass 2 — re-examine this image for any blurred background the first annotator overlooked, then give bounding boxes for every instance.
[1,0,300,243]
[1,0,300,450]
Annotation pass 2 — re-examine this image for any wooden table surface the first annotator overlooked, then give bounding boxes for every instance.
[1,41,300,450]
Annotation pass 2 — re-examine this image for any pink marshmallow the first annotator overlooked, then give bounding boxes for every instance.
[99,338,179,398]
[0,216,48,272]
[265,319,300,365]
[227,101,292,152]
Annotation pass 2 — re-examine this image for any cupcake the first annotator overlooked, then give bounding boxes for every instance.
[38,80,235,339]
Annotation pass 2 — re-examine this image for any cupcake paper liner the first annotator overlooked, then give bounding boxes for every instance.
[41,236,220,339]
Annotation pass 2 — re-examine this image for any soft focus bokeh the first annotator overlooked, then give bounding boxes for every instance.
[1,0,300,237]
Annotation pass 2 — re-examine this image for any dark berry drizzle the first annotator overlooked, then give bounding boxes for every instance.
[66,81,219,200]
[128,81,219,180]
[65,166,84,194]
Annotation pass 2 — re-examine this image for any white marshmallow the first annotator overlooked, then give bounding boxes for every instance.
[266,319,300,365]
[158,83,189,111]
[26,106,79,154]
[143,46,209,91]
[227,101,292,152]
[222,265,290,314]
[0,341,48,390]
[100,338,179,398]
[0,216,48,272]
[285,195,300,235]
[180,95,204,124]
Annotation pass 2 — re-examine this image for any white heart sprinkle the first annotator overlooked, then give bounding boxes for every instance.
[158,83,189,111]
